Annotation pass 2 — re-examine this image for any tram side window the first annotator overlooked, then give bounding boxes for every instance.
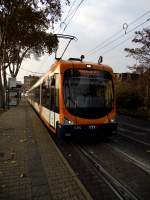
[50,74,59,113]
[105,81,113,108]
[32,89,35,101]
[33,86,40,103]
[42,79,50,109]
[55,74,59,113]
[30,90,33,100]
[50,77,55,111]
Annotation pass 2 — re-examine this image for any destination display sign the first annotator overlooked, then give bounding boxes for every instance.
[78,69,100,77]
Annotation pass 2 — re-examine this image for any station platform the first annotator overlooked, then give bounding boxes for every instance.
[0,99,92,200]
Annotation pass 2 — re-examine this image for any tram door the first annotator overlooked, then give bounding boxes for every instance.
[50,75,55,127]
[49,74,59,128]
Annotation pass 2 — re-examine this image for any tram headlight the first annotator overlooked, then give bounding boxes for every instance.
[110,118,116,123]
[64,117,74,125]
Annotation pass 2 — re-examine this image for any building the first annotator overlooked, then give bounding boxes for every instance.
[114,73,139,81]
[23,75,40,92]
[8,78,23,106]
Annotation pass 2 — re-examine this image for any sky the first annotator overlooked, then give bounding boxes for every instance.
[17,0,150,83]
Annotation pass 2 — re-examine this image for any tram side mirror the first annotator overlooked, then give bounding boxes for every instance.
[80,55,85,61]
[98,56,103,64]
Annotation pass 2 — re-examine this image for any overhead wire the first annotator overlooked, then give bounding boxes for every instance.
[19,53,53,77]
[55,0,79,33]
[61,0,85,33]
[102,25,150,55]
[86,10,150,56]
[56,0,85,34]
[20,67,44,75]
[5,1,84,78]
[86,17,150,57]
[102,35,134,55]
[54,0,78,33]
[33,0,84,77]
[62,0,78,25]
[4,1,79,78]
[21,4,150,75]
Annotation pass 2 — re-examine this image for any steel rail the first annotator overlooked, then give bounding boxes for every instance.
[105,143,150,175]
[119,122,150,133]
[76,145,139,200]
[118,127,150,147]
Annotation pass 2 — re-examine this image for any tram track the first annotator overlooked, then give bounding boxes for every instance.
[52,137,118,200]
[105,143,150,175]
[76,145,139,200]
[53,135,150,200]
[76,141,150,200]
[50,115,150,200]
[117,116,150,146]
[118,127,150,147]
[117,115,150,131]
[51,129,150,200]
[108,128,150,177]
[118,122,150,133]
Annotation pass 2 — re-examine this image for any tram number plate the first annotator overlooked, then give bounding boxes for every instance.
[89,125,96,130]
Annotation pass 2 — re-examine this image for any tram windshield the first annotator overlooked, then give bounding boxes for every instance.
[63,69,114,119]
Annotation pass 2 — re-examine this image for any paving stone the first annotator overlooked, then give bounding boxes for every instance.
[0,99,92,200]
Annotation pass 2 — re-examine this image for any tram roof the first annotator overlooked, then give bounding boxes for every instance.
[29,59,113,91]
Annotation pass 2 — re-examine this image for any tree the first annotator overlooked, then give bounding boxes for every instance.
[0,0,69,108]
[125,28,150,65]
[124,28,150,111]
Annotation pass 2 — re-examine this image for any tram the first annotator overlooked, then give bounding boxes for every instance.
[27,34,117,138]
[27,56,117,138]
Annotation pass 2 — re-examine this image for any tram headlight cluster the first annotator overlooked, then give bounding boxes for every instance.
[110,118,116,123]
[64,117,74,125]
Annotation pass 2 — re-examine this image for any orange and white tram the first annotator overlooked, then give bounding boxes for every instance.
[27,58,117,138]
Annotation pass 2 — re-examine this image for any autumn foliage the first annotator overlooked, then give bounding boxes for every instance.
[116,28,150,117]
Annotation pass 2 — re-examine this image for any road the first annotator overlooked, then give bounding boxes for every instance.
[53,115,150,200]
